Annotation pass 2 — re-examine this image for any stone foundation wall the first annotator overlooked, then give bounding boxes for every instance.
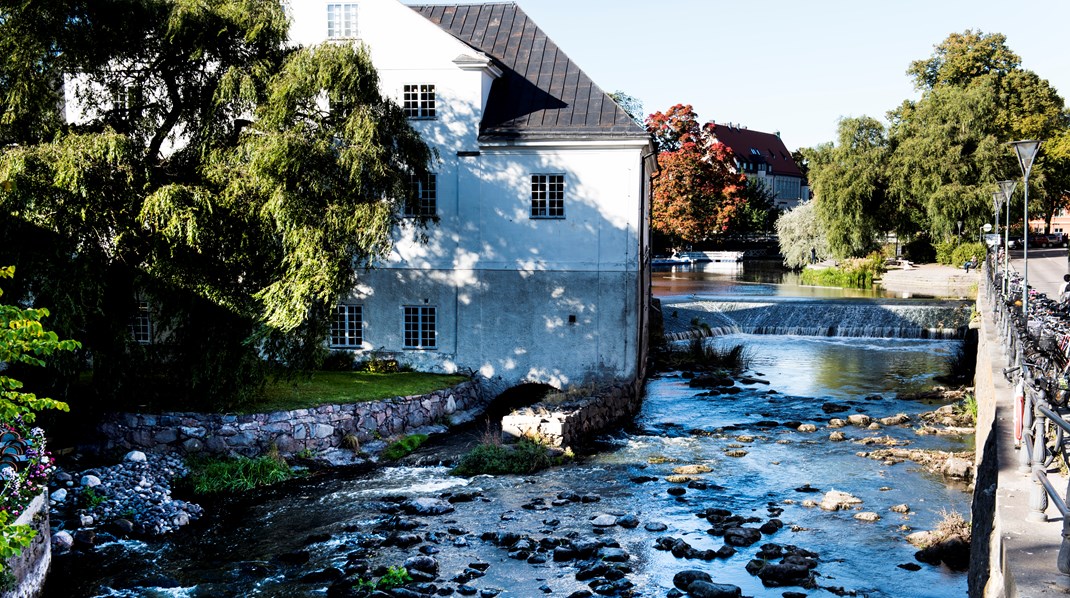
[1,492,50,598]
[96,381,485,456]
[500,383,640,449]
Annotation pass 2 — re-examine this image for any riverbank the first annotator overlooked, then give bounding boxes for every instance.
[880,263,980,299]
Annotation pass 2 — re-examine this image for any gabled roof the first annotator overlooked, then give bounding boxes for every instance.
[710,124,803,179]
[410,3,646,141]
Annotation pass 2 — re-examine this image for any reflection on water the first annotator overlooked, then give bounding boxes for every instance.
[653,260,903,300]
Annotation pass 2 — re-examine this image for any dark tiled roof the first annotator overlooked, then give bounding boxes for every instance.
[411,3,646,140]
[710,124,803,179]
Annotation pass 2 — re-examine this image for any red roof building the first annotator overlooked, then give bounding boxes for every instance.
[709,123,809,210]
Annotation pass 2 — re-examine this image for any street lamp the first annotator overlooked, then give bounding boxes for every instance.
[980,222,992,244]
[1010,140,1041,319]
[998,179,1017,296]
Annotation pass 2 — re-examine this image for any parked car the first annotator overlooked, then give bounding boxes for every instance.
[1029,233,1068,248]
[1007,236,1023,249]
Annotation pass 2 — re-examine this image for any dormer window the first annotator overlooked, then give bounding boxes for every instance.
[403,84,436,119]
[327,3,358,39]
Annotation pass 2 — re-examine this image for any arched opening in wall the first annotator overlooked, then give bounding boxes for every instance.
[485,383,557,422]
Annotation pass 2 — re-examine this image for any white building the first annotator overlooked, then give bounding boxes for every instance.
[289,1,654,396]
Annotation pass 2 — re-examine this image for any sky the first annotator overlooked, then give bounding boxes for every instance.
[505,0,1070,151]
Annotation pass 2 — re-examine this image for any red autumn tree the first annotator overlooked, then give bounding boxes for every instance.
[647,104,747,245]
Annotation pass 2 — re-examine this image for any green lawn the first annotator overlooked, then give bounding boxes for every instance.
[252,371,470,414]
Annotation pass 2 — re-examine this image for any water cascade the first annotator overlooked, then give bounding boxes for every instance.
[664,297,972,339]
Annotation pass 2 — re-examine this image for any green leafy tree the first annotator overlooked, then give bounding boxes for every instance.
[805,117,891,258]
[728,181,779,235]
[776,201,829,269]
[0,266,78,423]
[891,30,1067,239]
[609,91,644,126]
[0,1,432,409]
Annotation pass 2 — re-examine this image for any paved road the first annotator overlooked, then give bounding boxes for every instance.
[1004,246,1068,298]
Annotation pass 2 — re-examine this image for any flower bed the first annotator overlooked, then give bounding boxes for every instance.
[1,420,54,594]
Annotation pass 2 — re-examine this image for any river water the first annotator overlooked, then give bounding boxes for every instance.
[47,262,972,597]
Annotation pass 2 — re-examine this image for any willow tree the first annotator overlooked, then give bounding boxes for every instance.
[0,0,432,409]
[805,117,891,258]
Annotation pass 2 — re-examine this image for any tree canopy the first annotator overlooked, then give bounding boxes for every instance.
[0,0,433,409]
[646,104,749,247]
[801,29,1068,258]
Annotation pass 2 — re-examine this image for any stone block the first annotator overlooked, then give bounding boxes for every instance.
[312,424,335,439]
[261,422,292,435]
[180,426,207,439]
[153,429,178,444]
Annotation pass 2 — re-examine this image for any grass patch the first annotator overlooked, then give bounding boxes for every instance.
[380,434,429,461]
[353,566,412,593]
[657,337,751,372]
[452,438,561,476]
[954,394,978,424]
[253,371,469,414]
[184,455,295,494]
[800,252,885,289]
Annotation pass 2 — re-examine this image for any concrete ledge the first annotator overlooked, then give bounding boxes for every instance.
[1,492,50,598]
[972,277,1070,597]
[501,383,640,448]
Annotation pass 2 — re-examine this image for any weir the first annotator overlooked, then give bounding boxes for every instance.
[663,297,973,339]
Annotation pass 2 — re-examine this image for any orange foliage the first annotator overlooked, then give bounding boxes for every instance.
[646,105,746,243]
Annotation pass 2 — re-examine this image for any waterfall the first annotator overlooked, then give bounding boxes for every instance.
[663,297,972,340]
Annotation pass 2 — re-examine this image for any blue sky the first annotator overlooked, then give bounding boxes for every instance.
[510,0,1070,151]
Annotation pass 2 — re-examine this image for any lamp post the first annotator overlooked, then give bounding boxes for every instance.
[999,180,1017,296]
[1011,140,1041,319]
[980,222,992,243]
[992,191,1003,287]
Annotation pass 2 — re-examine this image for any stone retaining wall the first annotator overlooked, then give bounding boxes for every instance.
[96,381,485,456]
[500,383,640,449]
[1,492,50,598]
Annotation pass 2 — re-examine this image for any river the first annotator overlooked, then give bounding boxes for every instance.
[46,262,973,597]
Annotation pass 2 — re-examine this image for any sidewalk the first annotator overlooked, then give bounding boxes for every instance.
[974,274,1070,597]
[880,263,981,299]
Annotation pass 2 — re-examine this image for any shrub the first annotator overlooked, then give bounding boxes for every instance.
[380,434,428,461]
[800,252,886,289]
[452,438,559,476]
[184,455,294,494]
[950,242,985,270]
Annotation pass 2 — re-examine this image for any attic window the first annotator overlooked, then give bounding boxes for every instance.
[403,84,437,119]
[327,4,358,39]
[750,148,761,155]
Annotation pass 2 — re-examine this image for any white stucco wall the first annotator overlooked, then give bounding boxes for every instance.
[291,1,651,392]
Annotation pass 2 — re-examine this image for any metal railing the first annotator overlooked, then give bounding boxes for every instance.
[987,250,1070,574]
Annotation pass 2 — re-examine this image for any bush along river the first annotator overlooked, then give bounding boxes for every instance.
[44,272,975,597]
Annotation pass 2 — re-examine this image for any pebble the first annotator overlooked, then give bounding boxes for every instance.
[51,453,201,537]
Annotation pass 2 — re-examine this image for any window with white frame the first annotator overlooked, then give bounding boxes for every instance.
[403,306,436,349]
[331,304,363,347]
[404,173,437,217]
[327,3,358,38]
[403,84,436,119]
[530,174,565,218]
[130,300,152,344]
